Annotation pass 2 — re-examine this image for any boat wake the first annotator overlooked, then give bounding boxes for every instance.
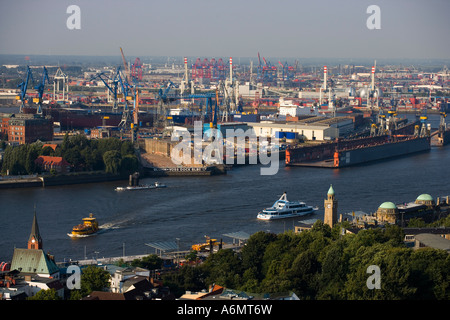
[99,222,121,230]
[67,233,95,238]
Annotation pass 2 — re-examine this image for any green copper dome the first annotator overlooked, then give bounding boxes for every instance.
[416,194,433,201]
[379,202,397,210]
[327,185,335,195]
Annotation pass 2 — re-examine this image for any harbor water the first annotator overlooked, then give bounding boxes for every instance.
[1,114,449,263]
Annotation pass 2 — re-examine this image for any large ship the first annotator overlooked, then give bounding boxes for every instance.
[69,213,99,237]
[24,103,154,129]
[285,120,431,168]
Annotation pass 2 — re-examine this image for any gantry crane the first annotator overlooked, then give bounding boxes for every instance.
[156,80,176,128]
[119,48,141,141]
[17,66,34,113]
[34,67,51,115]
[91,68,121,111]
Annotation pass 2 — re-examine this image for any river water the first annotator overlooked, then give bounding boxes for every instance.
[1,113,449,263]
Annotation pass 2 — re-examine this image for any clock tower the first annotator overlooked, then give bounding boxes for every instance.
[28,211,43,250]
[324,185,338,228]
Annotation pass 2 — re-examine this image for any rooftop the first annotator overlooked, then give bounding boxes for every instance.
[415,233,450,252]
[416,194,433,201]
[379,202,397,210]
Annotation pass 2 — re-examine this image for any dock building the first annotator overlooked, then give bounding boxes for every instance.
[247,116,354,142]
[376,194,441,225]
[1,113,53,144]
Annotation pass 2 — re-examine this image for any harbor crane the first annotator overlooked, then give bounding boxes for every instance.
[117,69,133,129]
[17,66,34,113]
[119,47,141,141]
[91,68,132,129]
[156,80,176,128]
[91,69,121,111]
[34,66,51,115]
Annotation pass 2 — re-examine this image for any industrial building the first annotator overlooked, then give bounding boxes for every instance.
[247,116,354,141]
[2,113,53,144]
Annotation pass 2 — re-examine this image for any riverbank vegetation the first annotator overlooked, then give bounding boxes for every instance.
[0,134,138,175]
[162,221,450,299]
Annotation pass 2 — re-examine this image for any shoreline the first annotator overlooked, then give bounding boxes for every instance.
[0,165,229,189]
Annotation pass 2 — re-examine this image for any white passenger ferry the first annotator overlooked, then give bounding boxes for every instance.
[257,192,317,220]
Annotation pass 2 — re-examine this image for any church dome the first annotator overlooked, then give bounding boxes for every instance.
[416,194,433,201]
[379,202,397,210]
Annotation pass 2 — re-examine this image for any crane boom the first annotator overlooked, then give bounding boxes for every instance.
[34,67,51,115]
[119,47,138,126]
[17,66,34,113]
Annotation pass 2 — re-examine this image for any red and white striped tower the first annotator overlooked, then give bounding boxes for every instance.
[229,57,233,82]
[371,65,376,91]
[184,57,189,82]
[323,66,327,91]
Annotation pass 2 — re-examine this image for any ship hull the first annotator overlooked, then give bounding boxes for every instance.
[286,136,430,168]
[333,136,430,168]
[25,106,154,129]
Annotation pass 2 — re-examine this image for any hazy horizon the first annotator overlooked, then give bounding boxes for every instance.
[1,0,449,60]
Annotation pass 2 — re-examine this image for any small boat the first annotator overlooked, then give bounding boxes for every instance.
[69,213,99,237]
[191,236,224,252]
[115,182,166,191]
[257,192,317,220]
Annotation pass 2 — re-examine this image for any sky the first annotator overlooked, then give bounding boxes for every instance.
[0,0,449,60]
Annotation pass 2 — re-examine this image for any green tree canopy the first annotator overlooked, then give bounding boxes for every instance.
[27,288,61,300]
[80,265,111,296]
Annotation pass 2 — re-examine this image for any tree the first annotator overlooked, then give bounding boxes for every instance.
[25,144,39,174]
[41,145,55,156]
[317,240,349,299]
[120,154,139,174]
[80,265,111,296]
[162,265,206,298]
[407,217,426,227]
[290,249,321,299]
[121,140,135,157]
[410,248,450,299]
[383,224,405,246]
[103,150,121,174]
[63,146,82,169]
[131,254,163,270]
[27,288,61,300]
[201,249,243,289]
[240,231,277,281]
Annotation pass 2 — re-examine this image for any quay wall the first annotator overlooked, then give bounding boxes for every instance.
[0,172,128,189]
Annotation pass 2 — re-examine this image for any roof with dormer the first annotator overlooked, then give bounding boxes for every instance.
[10,248,59,276]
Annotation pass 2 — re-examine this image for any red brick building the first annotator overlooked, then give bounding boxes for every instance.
[7,115,53,144]
[0,113,13,139]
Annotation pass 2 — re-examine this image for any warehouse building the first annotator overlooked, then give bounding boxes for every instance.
[247,116,354,141]
[5,114,53,144]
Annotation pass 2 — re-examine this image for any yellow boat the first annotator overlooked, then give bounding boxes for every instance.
[191,237,223,251]
[70,213,99,237]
